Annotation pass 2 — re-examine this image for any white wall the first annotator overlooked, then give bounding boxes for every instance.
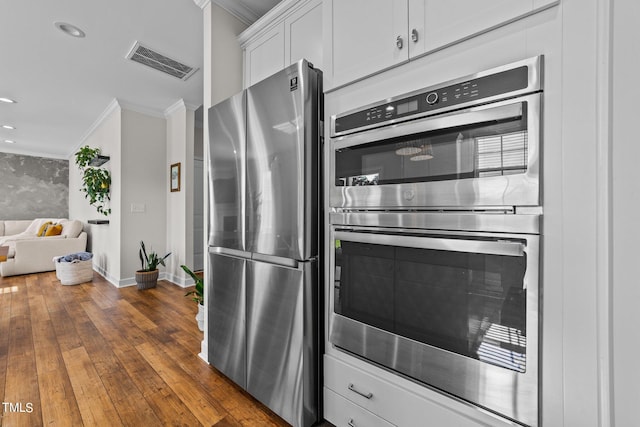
[209,2,248,105]
[165,101,196,285]
[69,101,169,286]
[69,102,122,281]
[120,108,167,282]
[200,1,248,362]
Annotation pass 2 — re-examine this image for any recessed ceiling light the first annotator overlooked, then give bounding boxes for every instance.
[4,139,16,144]
[2,125,15,130]
[0,97,16,104]
[54,22,86,38]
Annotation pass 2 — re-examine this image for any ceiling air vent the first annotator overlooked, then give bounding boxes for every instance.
[126,42,198,81]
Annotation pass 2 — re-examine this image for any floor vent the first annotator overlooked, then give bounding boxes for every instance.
[126,42,198,81]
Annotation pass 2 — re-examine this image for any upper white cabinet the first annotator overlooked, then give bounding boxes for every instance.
[328,0,409,89]
[324,0,560,89]
[244,23,286,87]
[240,0,323,88]
[285,0,323,68]
[411,0,534,56]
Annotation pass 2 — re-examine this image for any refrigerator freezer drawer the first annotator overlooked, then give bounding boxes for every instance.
[246,258,319,427]
[208,251,247,388]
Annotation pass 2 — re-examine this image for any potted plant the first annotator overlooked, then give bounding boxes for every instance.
[181,264,204,331]
[75,145,111,216]
[135,241,171,290]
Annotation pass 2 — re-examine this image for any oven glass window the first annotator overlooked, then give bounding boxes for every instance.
[335,104,528,186]
[334,239,528,372]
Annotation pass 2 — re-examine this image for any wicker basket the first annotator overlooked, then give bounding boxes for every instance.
[135,269,159,290]
[54,257,93,286]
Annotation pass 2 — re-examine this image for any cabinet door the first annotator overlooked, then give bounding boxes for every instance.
[329,0,408,88]
[410,0,535,57]
[285,0,323,70]
[244,23,285,87]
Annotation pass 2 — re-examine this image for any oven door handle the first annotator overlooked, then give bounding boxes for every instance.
[334,231,525,257]
[333,100,523,150]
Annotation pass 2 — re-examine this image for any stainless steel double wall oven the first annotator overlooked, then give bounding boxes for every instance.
[328,57,543,426]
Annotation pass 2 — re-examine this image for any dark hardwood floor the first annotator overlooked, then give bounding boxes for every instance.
[0,270,305,426]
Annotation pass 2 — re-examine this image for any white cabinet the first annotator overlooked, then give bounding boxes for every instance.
[244,24,285,87]
[323,354,514,427]
[324,387,395,427]
[328,0,408,89]
[240,0,323,88]
[324,0,560,89]
[285,0,323,69]
[410,0,534,56]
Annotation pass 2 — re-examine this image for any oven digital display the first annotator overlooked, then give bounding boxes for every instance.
[396,99,418,115]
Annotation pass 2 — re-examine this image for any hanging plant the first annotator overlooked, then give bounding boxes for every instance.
[75,145,111,216]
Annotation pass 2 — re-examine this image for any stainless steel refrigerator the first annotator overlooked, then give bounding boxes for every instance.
[207,60,322,427]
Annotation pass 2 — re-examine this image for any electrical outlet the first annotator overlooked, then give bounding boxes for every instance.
[131,203,146,213]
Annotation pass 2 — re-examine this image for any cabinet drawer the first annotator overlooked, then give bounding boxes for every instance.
[324,387,396,427]
[324,354,503,426]
[324,354,401,419]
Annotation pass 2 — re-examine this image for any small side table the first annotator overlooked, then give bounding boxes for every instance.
[0,246,8,262]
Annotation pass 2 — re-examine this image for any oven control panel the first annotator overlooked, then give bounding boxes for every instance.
[333,63,533,136]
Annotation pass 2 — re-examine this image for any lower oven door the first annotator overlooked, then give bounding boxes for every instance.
[329,226,539,427]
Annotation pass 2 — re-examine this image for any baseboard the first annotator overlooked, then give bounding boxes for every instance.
[93,264,194,289]
[164,272,195,288]
[199,339,208,363]
[92,263,126,288]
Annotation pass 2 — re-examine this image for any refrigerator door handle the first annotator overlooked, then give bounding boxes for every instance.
[251,252,300,269]
[209,246,252,260]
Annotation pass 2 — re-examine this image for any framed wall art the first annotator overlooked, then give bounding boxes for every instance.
[170,162,181,192]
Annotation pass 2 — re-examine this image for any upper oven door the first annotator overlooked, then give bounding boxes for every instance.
[330,93,541,209]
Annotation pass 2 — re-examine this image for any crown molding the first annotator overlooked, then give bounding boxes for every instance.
[70,98,122,157]
[238,0,309,45]
[193,0,210,10]
[117,100,166,118]
[165,99,187,117]
[70,98,169,158]
[0,147,69,161]
[185,102,200,112]
[210,0,259,26]
[164,99,199,118]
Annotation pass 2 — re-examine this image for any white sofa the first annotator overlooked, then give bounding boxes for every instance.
[0,218,88,277]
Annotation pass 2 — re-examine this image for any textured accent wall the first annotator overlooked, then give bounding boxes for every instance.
[0,152,69,220]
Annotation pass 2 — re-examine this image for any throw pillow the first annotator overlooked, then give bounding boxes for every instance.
[38,221,53,237]
[44,224,63,237]
[58,220,83,238]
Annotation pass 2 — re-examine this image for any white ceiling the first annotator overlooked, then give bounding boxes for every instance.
[0,0,279,160]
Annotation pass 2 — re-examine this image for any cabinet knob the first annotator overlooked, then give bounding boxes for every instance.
[411,28,419,42]
[396,35,404,49]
